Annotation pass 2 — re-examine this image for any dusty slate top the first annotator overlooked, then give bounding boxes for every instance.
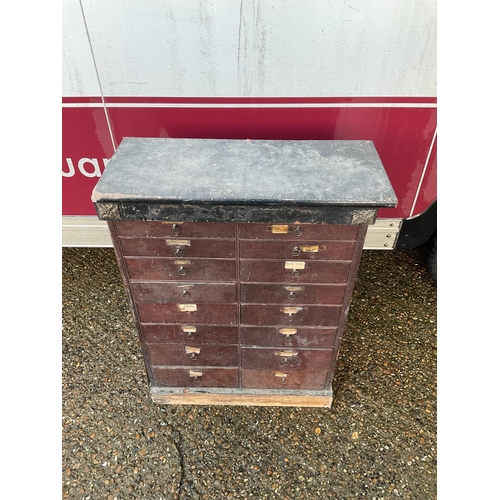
[92,138,397,224]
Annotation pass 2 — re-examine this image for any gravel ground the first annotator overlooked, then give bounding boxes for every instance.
[62,247,436,500]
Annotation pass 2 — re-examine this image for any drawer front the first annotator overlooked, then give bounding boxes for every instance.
[148,344,239,366]
[153,367,238,388]
[137,303,238,325]
[115,221,235,238]
[241,348,333,371]
[131,282,237,303]
[120,237,235,258]
[238,223,359,241]
[239,260,350,284]
[241,369,328,390]
[241,327,337,348]
[239,240,355,260]
[241,304,341,327]
[142,325,238,345]
[125,258,236,282]
[240,284,345,305]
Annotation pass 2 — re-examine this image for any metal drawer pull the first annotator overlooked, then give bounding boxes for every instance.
[182,326,197,340]
[186,346,200,360]
[279,328,297,342]
[275,350,298,366]
[274,371,288,384]
[281,307,301,323]
[189,370,203,381]
[291,246,301,256]
[167,240,190,257]
[178,266,187,275]
[288,291,296,300]
[294,226,304,236]
[285,261,305,278]
[181,290,190,298]
[172,224,181,236]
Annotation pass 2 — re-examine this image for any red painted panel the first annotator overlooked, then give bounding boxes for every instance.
[412,134,437,217]
[106,106,436,218]
[61,98,437,219]
[62,107,114,215]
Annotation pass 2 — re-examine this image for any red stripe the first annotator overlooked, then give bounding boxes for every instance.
[62,96,102,104]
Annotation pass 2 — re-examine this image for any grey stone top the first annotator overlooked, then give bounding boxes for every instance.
[92,138,397,224]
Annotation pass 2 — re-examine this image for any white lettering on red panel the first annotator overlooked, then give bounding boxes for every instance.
[63,158,109,178]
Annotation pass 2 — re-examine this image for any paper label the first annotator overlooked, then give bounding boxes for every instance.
[189,370,203,377]
[275,351,298,357]
[181,326,197,333]
[167,239,191,246]
[185,346,201,354]
[301,245,320,253]
[281,307,301,314]
[279,328,297,335]
[178,304,197,312]
[274,371,288,378]
[284,286,303,292]
[285,261,305,270]
[174,260,191,265]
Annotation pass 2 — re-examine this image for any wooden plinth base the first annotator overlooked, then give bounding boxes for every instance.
[150,386,333,407]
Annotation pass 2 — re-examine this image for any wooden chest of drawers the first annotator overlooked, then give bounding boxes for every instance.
[92,138,397,407]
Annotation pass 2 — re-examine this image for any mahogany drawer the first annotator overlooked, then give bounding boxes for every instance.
[148,344,238,366]
[115,221,235,239]
[240,283,345,305]
[120,237,235,258]
[137,303,238,325]
[241,304,341,327]
[131,282,237,303]
[239,259,350,284]
[241,326,337,348]
[241,347,333,371]
[125,258,236,282]
[238,223,359,241]
[142,324,238,345]
[241,369,328,390]
[152,367,238,388]
[239,240,355,260]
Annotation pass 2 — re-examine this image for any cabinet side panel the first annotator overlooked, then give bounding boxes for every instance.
[325,225,368,390]
[107,221,154,385]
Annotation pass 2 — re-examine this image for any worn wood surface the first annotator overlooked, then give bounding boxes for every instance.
[239,259,350,284]
[136,302,238,325]
[131,282,237,304]
[120,237,236,258]
[142,324,238,345]
[148,344,239,367]
[150,388,333,407]
[240,283,346,305]
[239,239,355,260]
[241,348,333,371]
[240,326,338,348]
[125,258,236,282]
[152,367,239,388]
[115,220,235,238]
[241,369,329,390]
